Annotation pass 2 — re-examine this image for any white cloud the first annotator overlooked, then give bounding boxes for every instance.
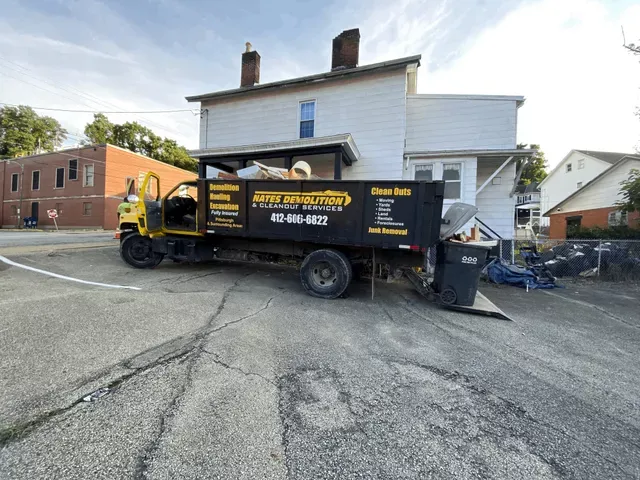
[420,0,640,166]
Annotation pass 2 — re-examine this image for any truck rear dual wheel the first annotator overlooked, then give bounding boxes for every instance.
[120,233,164,269]
[300,249,352,299]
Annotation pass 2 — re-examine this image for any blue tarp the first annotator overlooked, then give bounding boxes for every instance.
[484,258,560,289]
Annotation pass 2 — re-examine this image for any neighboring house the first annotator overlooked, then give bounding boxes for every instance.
[0,144,196,230]
[186,29,533,239]
[514,182,541,236]
[539,150,636,227]
[543,155,640,238]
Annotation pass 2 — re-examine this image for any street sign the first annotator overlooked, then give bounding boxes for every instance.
[47,209,58,219]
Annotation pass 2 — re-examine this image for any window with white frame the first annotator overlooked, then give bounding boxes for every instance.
[299,100,315,138]
[55,167,65,188]
[442,163,462,199]
[413,162,462,200]
[32,170,40,191]
[69,159,78,180]
[608,211,628,226]
[84,164,95,187]
[578,159,585,169]
[414,164,433,181]
[11,173,19,192]
[566,163,572,172]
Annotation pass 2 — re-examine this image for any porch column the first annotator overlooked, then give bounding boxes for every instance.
[198,162,206,178]
[284,156,293,170]
[334,151,342,180]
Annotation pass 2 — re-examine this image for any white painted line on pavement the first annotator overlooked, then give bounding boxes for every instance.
[0,255,141,291]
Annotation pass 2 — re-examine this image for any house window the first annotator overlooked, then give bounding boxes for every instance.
[299,100,315,138]
[11,173,19,192]
[55,167,65,188]
[69,159,78,180]
[84,164,95,187]
[413,162,462,200]
[578,159,585,169]
[83,202,92,216]
[443,163,462,200]
[32,171,40,191]
[55,203,63,215]
[414,164,433,181]
[566,163,572,172]
[576,182,582,189]
[10,205,17,216]
[608,211,628,226]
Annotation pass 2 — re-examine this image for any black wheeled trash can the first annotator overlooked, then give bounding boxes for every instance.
[433,241,491,306]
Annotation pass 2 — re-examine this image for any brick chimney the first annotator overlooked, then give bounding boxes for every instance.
[241,42,260,87]
[331,29,360,70]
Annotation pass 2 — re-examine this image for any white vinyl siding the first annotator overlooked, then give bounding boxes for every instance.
[199,70,407,180]
[476,159,516,239]
[559,159,640,212]
[405,96,518,151]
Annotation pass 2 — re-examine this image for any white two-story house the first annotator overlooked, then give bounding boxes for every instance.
[539,149,635,227]
[186,29,533,239]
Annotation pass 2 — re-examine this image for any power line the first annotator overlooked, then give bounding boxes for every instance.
[0,57,197,135]
[0,102,198,115]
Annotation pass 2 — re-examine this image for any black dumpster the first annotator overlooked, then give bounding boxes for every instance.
[433,241,490,306]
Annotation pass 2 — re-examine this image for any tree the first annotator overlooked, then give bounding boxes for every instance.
[615,168,640,216]
[83,114,197,172]
[516,143,548,185]
[0,105,67,157]
[83,113,114,144]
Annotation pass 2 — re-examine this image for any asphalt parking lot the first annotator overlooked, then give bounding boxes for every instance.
[0,245,639,479]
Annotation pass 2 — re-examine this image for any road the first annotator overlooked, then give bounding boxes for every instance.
[0,247,639,479]
[0,231,115,251]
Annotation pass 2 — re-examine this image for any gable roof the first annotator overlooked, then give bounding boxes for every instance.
[573,150,633,165]
[538,149,639,188]
[185,55,421,103]
[543,155,640,216]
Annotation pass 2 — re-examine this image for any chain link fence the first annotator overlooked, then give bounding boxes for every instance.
[495,239,640,281]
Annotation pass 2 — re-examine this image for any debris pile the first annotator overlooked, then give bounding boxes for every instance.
[483,258,560,289]
[542,242,640,279]
[208,160,321,180]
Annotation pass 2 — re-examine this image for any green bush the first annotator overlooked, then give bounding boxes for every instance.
[567,225,640,239]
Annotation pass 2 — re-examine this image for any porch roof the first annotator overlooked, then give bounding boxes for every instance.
[189,134,360,165]
[404,148,536,158]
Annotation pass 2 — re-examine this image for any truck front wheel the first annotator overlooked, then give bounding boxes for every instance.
[300,249,352,299]
[120,233,164,269]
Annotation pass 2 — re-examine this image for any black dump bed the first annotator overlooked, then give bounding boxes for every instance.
[197,179,444,249]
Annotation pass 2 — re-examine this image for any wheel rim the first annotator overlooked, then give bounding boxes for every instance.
[310,261,337,289]
[130,238,152,262]
[440,288,456,305]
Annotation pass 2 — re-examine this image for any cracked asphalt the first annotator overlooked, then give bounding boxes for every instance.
[0,246,639,479]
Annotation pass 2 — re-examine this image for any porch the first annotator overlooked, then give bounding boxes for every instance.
[189,134,360,180]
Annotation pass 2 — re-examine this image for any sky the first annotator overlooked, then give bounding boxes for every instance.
[0,0,639,168]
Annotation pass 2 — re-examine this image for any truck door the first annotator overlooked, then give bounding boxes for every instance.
[137,172,162,235]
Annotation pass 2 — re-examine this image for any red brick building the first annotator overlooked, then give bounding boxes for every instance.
[1,144,196,230]
[544,155,640,238]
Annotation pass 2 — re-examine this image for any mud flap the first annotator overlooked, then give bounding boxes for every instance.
[402,268,513,322]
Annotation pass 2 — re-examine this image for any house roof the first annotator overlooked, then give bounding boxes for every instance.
[543,155,640,216]
[539,149,639,188]
[185,55,421,103]
[573,150,633,165]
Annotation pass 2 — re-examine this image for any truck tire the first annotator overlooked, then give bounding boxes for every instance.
[120,233,164,269]
[300,249,352,299]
